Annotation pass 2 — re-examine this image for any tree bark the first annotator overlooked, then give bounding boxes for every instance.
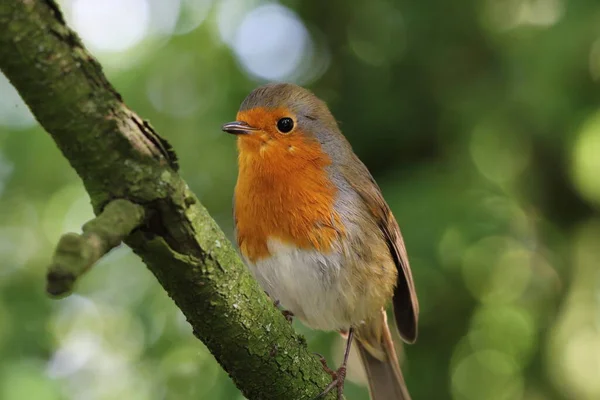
[0,1,336,399]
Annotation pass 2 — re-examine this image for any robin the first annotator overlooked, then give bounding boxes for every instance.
[222,83,419,400]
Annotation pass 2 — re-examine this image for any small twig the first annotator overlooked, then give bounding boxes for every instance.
[46,199,145,297]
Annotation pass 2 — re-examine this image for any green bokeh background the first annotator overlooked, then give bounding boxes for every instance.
[1,0,600,399]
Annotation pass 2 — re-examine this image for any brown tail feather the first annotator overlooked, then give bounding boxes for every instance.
[356,309,412,400]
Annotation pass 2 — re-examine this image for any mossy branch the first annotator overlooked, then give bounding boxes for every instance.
[47,199,145,297]
[0,1,337,399]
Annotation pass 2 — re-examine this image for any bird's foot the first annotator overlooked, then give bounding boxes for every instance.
[313,328,355,400]
[282,310,294,323]
[313,353,347,400]
[314,353,336,377]
[272,299,294,323]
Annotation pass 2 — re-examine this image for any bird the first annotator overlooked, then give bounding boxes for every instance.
[222,83,419,400]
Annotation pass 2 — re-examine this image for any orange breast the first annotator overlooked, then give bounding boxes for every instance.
[234,133,344,263]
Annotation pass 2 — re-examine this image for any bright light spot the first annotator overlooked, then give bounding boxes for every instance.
[146,0,212,36]
[483,0,563,31]
[562,329,600,397]
[0,73,36,129]
[0,198,39,276]
[42,184,93,245]
[50,295,103,339]
[452,350,523,400]
[47,295,152,399]
[176,0,214,35]
[0,227,39,275]
[462,236,534,304]
[438,227,467,269]
[469,305,537,368]
[547,221,600,399]
[50,296,146,361]
[146,0,181,36]
[477,195,532,238]
[47,332,102,378]
[470,121,531,185]
[215,0,261,46]
[232,4,311,82]
[517,0,563,26]
[90,247,152,307]
[571,110,600,207]
[146,52,210,117]
[69,0,150,52]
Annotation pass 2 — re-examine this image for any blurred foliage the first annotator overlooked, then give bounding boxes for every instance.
[1,0,600,399]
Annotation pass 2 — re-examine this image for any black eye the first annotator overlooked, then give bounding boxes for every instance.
[276,117,294,133]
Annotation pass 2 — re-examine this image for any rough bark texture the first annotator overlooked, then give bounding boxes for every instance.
[0,1,337,399]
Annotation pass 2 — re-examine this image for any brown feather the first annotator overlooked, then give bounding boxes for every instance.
[341,152,419,343]
[357,308,412,400]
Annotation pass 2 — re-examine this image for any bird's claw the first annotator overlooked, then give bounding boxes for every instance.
[314,353,336,377]
[272,299,294,323]
[282,310,294,323]
[313,353,347,400]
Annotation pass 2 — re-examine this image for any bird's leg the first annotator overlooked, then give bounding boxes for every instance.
[314,353,336,377]
[271,298,294,323]
[314,328,354,400]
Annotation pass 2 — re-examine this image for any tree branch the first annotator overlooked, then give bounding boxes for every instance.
[0,1,336,399]
[47,199,145,297]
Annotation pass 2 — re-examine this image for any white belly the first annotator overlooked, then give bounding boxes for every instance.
[244,238,352,331]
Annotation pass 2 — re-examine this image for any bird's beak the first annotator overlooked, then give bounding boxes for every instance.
[222,121,258,135]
